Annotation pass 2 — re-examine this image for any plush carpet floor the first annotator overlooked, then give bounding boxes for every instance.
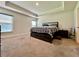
[1,37,79,57]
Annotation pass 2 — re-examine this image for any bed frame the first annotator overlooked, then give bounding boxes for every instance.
[31,22,59,43]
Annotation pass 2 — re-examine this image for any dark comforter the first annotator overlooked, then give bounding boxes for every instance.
[31,26,58,38]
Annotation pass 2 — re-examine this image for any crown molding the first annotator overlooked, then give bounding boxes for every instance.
[0,1,38,18]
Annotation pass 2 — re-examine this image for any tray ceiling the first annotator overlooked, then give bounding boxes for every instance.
[9,1,77,15]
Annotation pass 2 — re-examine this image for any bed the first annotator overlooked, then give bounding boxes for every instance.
[31,22,59,43]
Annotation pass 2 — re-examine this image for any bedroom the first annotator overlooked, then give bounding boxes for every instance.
[0,1,79,57]
[31,1,75,43]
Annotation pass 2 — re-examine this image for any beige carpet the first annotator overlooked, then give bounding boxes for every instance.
[1,37,79,57]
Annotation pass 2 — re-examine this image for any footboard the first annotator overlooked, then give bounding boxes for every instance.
[31,32,53,43]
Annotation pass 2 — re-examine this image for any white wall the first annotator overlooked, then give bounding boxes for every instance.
[74,1,79,43]
[38,11,74,30]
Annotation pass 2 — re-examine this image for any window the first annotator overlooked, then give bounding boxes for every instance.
[0,13,13,32]
[32,20,37,27]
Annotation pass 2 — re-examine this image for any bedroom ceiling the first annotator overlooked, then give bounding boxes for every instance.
[9,1,77,16]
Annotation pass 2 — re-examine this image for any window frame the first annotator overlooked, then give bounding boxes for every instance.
[0,13,14,33]
[32,19,38,27]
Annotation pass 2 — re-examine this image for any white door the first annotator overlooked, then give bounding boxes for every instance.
[76,8,79,43]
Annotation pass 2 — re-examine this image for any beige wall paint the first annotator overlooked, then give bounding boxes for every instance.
[0,5,35,56]
[0,7,33,37]
[38,11,74,30]
[0,5,34,56]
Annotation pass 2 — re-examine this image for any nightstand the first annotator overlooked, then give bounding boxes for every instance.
[53,30,69,39]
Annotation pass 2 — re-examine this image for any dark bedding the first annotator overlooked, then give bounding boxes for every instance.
[31,26,58,38]
[31,22,59,43]
[31,26,59,43]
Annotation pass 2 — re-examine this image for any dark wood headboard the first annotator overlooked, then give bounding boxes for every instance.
[42,22,59,27]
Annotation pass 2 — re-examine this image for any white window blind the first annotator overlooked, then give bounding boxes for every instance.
[0,13,13,32]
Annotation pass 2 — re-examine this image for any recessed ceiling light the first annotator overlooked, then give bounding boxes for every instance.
[36,2,39,6]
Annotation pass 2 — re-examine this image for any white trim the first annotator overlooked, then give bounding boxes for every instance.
[62,1,64,10]
[74,2,79,30]
[0,5,38,18]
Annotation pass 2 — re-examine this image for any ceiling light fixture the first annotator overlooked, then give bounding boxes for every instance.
[36,2,39,6]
